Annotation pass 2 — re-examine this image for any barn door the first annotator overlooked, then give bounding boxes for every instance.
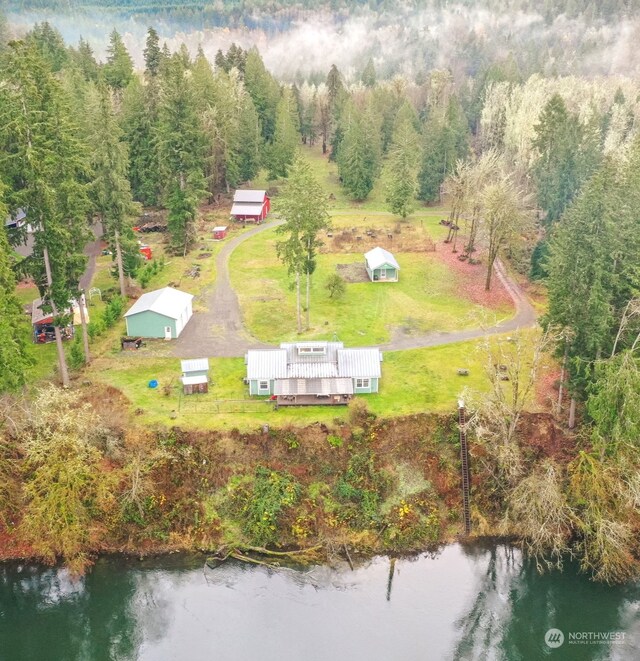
[164,326,172,340]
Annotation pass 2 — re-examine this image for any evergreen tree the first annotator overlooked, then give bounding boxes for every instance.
[385,115,420,218]
[233,95,261,183]
[266,88,299,179]
[533,94,595,224]
[275,156,330,332]
[25,22,68,72]
[91,83,140,296]
[544,155,640,424]
[121,76,161,206]
[157,55,207,254]
[337,102,381,200]
[244,48,280,142]
[418,97,469,203]
[361,58,376,87]
[143,27,161,79]
[0,42,92,383]
[0,191,34,392]
[73,37,99,82]
[103,29,134,91]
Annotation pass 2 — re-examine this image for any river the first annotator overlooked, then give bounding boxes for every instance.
[1,543,638,661]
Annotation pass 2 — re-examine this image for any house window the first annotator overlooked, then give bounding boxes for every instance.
[258,380,269,391]
[356,378,370,389]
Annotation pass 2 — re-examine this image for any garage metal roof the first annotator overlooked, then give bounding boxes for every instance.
[124,287,193,320]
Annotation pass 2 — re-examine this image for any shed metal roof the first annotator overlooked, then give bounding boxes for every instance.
[233,190,267,203]
[181,374,208,386]
[246,349,287,380]
[274,378,354,396]
[337,348,382,378]
[365,247,400,271]
[181,358,209,373]
[231,202,265,216]
[124,287,193,320]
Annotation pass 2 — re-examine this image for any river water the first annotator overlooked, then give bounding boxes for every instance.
[1,543,638,661]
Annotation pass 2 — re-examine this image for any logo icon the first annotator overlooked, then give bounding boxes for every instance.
[545,628,565,648]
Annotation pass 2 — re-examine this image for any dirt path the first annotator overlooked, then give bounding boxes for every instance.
[379,258,537,351]
[173,219,284,358]
[174,218,537,359]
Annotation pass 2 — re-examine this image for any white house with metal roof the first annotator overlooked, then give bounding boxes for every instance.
[364,247,400,282]
[245,341,382,406]
[124,287,193,339]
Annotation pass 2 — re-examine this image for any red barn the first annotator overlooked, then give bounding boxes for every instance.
[231,189,270,223]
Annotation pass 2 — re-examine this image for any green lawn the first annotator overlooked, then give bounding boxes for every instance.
[89,337,497,431]
[229,224,513,345]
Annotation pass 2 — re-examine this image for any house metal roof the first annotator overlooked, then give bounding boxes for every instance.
[231,202,265,216]
[233,190,267,203]
[124,287,193,320]
[246,349,288,380]
[246,343,382,380]
[337,348,382,378]
[181,358,209,373]
[274,378,354,396]
[365,247,400,271]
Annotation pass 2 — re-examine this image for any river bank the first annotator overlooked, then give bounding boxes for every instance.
[0,386,576,574]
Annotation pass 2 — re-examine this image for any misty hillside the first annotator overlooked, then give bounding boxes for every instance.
[5,0,640,81]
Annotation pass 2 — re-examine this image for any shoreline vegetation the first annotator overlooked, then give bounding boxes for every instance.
[1,385,638,585]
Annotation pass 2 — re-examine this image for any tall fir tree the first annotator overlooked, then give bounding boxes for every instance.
[244,48,280,143]
[266,88,299,179]
[91,83,140,296]
[157,54,207,254]
[385,113,420,218]
[337,102,381,200]
[103,29,134,92]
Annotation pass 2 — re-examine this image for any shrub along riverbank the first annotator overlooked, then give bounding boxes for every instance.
[0,385,638,584]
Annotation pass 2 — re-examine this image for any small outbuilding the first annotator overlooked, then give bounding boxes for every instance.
[124,287,194,339]
[364,247,400,282]
[180,358,209,394]
[213,226,228,240]
[231,190,270,223]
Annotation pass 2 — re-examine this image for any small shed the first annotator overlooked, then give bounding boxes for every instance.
[124,287,194,339]
[364,247,400,282]
[213,226,228,240]
[180,358,209,394]
[231,190,270,223]
[139,244,152,260]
